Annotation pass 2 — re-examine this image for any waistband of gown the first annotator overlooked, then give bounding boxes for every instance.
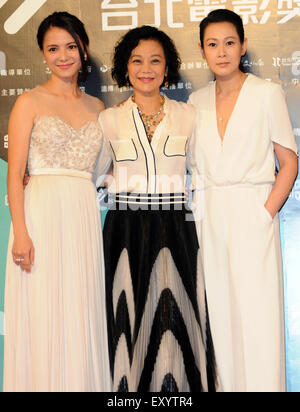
[30,168,92,180]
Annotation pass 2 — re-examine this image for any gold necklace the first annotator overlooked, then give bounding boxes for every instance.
[132,95,165,142]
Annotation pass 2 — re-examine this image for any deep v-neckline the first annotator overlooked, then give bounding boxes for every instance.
[34,115,99,132]
[213,74,250,145]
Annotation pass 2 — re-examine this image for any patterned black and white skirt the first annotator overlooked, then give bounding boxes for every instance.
[103,193,217,392]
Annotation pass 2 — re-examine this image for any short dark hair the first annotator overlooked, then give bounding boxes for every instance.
[112,25,181,89]
[37,11,90,81]
[200,9,246,72]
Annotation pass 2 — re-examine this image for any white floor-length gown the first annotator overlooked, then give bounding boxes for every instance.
[3,112,111,392]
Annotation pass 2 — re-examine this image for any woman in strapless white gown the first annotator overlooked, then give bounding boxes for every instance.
[3,12,111,392]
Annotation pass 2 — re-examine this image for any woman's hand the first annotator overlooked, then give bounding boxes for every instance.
[264,204,275,220]
[23,173,30,188]
[113,100,126,108]
[264,143,298,219]
[7,91,35,274]
[12,232,35,274]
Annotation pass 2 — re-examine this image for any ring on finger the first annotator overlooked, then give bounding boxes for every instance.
[14,257,25,263]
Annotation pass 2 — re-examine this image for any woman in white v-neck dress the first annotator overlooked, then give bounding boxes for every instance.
[188,9,298,392]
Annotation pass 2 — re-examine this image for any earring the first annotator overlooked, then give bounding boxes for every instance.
[84,55,88,62]
[164,67,169,88]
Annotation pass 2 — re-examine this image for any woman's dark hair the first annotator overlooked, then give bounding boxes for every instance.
[112,25,181,88]
[37,11,90,81]
[200,9,246,72]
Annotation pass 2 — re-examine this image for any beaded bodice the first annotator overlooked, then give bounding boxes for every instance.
[28,116,102,174]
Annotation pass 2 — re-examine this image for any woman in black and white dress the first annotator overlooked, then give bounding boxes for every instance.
[95,26,217,392]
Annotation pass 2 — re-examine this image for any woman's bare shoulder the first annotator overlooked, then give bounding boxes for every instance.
[11,90,37,119]
[84,93,105,113]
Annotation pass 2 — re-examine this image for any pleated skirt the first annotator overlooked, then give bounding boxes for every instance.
[3,171,111,392]
[103,200,217,392]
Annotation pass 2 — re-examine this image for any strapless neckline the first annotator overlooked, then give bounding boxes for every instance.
[28,113,104,174]
[33,115,99,132]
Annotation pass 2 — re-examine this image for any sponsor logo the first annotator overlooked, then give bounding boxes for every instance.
[292,51,300,76]
[273,53,300,76]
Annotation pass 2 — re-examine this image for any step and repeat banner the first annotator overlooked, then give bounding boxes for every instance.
[0,0,300,392]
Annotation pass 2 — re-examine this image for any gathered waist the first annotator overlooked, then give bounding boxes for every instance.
[30,168,93,181]
[200,182,274,191]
